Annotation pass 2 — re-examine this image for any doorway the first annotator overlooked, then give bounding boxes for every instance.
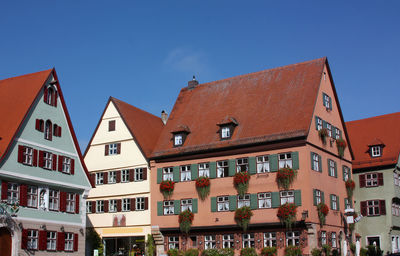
[0,227,12,256]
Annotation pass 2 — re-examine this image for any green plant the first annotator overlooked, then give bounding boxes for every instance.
[332,249,339,256]
[146,234,155,256]
[311,248,322,256]
[284,246,302,256]
[185,249,199,256]
[168,248,184,256]
[317,203,329,226]
[178,210,194,234]
[240,247,257,256]
[360,248,368,256]
[318,128,329,144]
[196,176,211,200]
[366,245,383,256]
[350,243,356,254]
[219,248,234,256]
[201,249,220,256]
[86,228,103,255]
[276,168,297,190]
[336,139,347,158]
[277,203,297,229]
[261,246,277,256]
[322,244,331,256]
[234,206,253,232]
[349,223,355,232]
[234,172,250,196]
[345,179,355,198]
[160,180,175,199]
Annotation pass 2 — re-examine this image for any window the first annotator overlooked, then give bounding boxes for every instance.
[343,166,350,181]
[367,200,380,216]
[47,231,57,250]
[108,143,118,155]
[335,128,341,139]
[7,183,19,204]
[328,160,336,177]
[287,231,300,246]
[27,186,38,208]
[199,163,210,177]
[181,199,192,212]
[392,204,400,216]
[332,232,337,248]
[36,119,44,132]
[223,234,234,248]
[121,170,130,182]
[395,173,399,186]
[66,193,76,213]
[134,168,143,181]
[44,152,53,169]
[86,201,92,213]
[163,167,173,181]
[280,191,294,205]
[163,200,174,215]
[62,157,71,174]
[44,86,57,106]
[136,197,145,211]
[109,199,117,212]
[371,146,382,157]
[27,230,38,250]
[108,120,116,132]
[45,120,52,141]
[366,173,378,187]
[23,147,33,165]
[65,233,74,251]
[321,231,327,245]
[221,126,231,139]
[258,192,272,208]
[238,194,250,208]
[243,233,255,248]
[264,232,277,247]
[122,198,131,211]
[168,236,179,249]
[49,190,59,211]
[257,155,270,173]
[345,198,352,210]
[217,160,229,178]
[108,171,116,183]
[279,153,292,168]
[316,116,323,131]
[180,165,191,181]
[217,196,229,212]
[204,235,216,249]
[315,190,322,205]
[331,194,338,210]
[96,200,104,213]
[323,93,331,110]
[311,153,320,172]
[174,134,183,146]
[326,123,332,137]
[96,173,104,185]
[236,158,248,173]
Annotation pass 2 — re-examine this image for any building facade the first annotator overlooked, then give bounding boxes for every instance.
[84,97,163,255]
[0,70,93,255]
[150,58,353,256]
[346,112,400,254]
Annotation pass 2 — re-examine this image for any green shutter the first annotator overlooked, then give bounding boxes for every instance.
[339,130,343,139]
[211,197,217,212]
[271,192,280,208]
[250,194,258,210]
[349,167,351,179]
[327,159,331,176]
[337,195,340,210]
[334,161,338,178]
[228,159,236,176]
[313,189,317,206]
[157,168,162,184]
[174,200,181,215]
[229,195,237,211]
[310,152,314,170]
[322,120,327,129]
[292,152,299,170]
[249,157,256,174]
[294,190,301,206]
[191,164,198,180]
[209,162,217,179]
[330,194,334,209]
[329,96,332,110]
[332,125,337,139]
[192,198,198,213]
[315,116,320,130]
[157,201,163,216]
[321,191,325,204]
[173,166,180,182]
[318,155,322,172]
[270,154,278,172]
[349,197,353,208]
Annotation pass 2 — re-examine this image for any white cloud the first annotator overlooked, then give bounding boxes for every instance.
[163,47,209,76]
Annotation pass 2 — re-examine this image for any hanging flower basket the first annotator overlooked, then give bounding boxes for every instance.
[160,180,175,199]
[234,206,253,232]
[345,179,355,198]
[318,128,329,144]
[276,168,297,190]
[317,202,329,226]
[233,172,250,197]
[178,210,194,234]
[336,139,347,158]
[277,203,297,229]
[195,176,210,200]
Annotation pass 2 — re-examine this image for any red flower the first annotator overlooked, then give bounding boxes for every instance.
[233,172,250,186]
[160,180,175,192]
[345,180,355,190]
[195,177,210,188]
[336,138,347,148]
[317,203,329,216]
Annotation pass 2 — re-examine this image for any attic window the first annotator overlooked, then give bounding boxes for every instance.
[171,125,190,147]
[174,134,184,146]
[44,85,58,107]
[221,126,231,139]
[217,116,238,141]
[371,146,382,157]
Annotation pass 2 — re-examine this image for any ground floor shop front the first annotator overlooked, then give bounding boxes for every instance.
[104,236,145,256]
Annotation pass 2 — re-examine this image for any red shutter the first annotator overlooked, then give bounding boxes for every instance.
[75,194,80,214]
[58,155,63,172]
[117,199,122,212]
[52,154,57,170]
[38,230,47,250]
[104,200,109,213]
[103,172,108,184]
[380,200,386,215]
[35,119,40,130]
[18,145,24,163]
[131,198,136,211]
[144,197,149,210]
[74,233,78,251]
[19,184,27,207]
[105,145,109,156]
[129,169,135,182]
[317,231,322,247]
[378,173,384,186]
[53,125,58,137]
[60,192,66,212]
[143,168,147,180]
[21,229,28,249]
[39,151,44,167]
[91,201,96,212]
[43,87,48,104]
[360,201,367,216]
[57,232,65,251]
[359,174,366,188]
[33,150,38,167]
[58,126,62,137]
[70,159,75,175]
[116,171,121,183]
[117,143,121,154]
[40,120,44,132]
[1,181,8,200]
[90,174,95,185]
[53,91,58,107]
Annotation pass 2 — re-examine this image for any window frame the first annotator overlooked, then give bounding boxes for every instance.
[168,236,179,250]
[27,229,38,250]
[43,152,53,170]
[48,189,59,211]
[174,134,184,146]
[257,155,270,173]
[315,189,322,205]
[366,173,379,187]
[280,190,294,205]
[109,199,117,212]
[46,231,57,251]
[328,159,336,177]
[65,232,74,251]
[122,198,131,212]
[204,235,216,249]
[96,200,104,213]
[121,169,129,182]
[66,193,76,213]
[23,147,33,165]
[312,153,320,172]
[367,200,380,216]
[62,157,71,174]
[258,192,272,209]
[286,231,300,246]
[134,168,144,181]
[108,171,117,184]
[27,185,38,208]
[217,196,229,212]
[237,194,250,208]
[95,172,104,185]
[180,165,191,182]
[163,200,174,215]
[136,197,145,211]
[332,232,337,248]
[181,198,193,212]
[264,232,277,247]
[279,153,293,168]
[163,167,173,181]
[198,163,210,177]
[7,183,19,204]
[331,194,338,210]
[242,233,255,248]
[236,158,249,173]
[217,160,229,178]
[108,143,118,155]
[371,146,382,157]
[221,126,231,139]
[222,234,234,248]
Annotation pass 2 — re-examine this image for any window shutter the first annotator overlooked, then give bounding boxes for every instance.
[315,116,320,130]
[359,174,366,188]
[379,200,386,215]
[249,157,256,174]
[40,120,44,132]
[91,201,96,213]
[74,233,78,251]
[144,197,148,210]
[33,149,38,167]
[322,120,327,129]
[310,152,314,170]
[317,231,322,247]
[157,201,163,216]
[157,168,162,183]
[334,161,337,178]
[250,194,258,210]
[43,87,48,104]
[90,174,95,185]
[174,200,181,215]
[52,154,57,170]
[21,229,28,249]
[337,195,340,210]
[53,125,58,137]
[103,172,108,184]
[360,201,367,216]
[129,169,134,182]
[332,125,336,139]
[378,173,384,186]
[313,189,317,206]
[342,166,346,181]
[57,232,65,251]
[228,159,236,176]
[318,155,322,172]
[39,151,44,167]
[53,91,58,107]
[57,126,62,137]
[117,143,121,154]
[75,194,80,214]
[269,154,278,172]
[117,200,121,212]
[105,145,109,156]
[39,230,47,250]
[271,192,280,208]
[211,197,217,212]
[191,164,198,180]
[19,184,27,207]
[131,198,136,211]
[1,181,8,200]
[294,190,302,206]
[18,145,24,163]
[321,191,325,204]
[116,171,121,183]
[330,194,334,209]
[328,232,332,247]
[58,155,63,172]
[192,198,198,213]
[142,168,147,180]
[70,159,75,175]
[209,162,217,178]
[35,119,40,130]
[60,192,66,212]
[229,195,237,211]
[329,97,332,110]
[292,151,299,170]
[173,166,180,182]
[104,200,109,213]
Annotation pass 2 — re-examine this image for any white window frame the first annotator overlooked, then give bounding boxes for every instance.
[204,235,216,249]
[367,200,380,216]
[335,128,341,139]
[121,169,129,182]
[222,234,234,248]
[328,160,335,177]
[168,236,179,250]
[316,117,322,130]
[23,147,33,165]
[343,166,350,181]
[174,134,183,146]
[48,189,59,211]
[180,165,191,181]
[279,153,292,168]
[258,192,272,209]
[136,197,145,211]
[332,232,337,248]
[181,199,192,212]
[221,126,230,139]
[217,160,229,178]
[108,143,118,155]
[47,231,57,251]
[323,93,331,109]
[163,200,174,215]
[65,233,74,251]
[96,200,104,213]
[332,194,338,210]
[366,173,378,187]
[134,168,143,181]
[312,153,320,171]
[287,231,300,246]
[242,233,255,248]
[198,163,210,177]
[345,198,352,210]
[122,198,130,211]
[27,186,38,208]
[44,152,53,169]
[7,183,19,204]
[27,230,38,250]
[66,193,75,213]
[109,199,117,212]
[371,146,382,157]
[257,155,270,173]
[108,171,116,184]
[236,158,248,173]
[315,190,322,205]
[95,173,104,185]
[86,201,92,213]
[321,231,327,245]
[217,196,229,212]
[62,157,71,174]
[163,167,173,181]
[326,123,332,137]
[238,194,250,208]
[264,232,277,247]
[280,190,294,205]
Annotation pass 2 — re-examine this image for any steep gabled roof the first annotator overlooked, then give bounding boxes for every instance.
[152,57,327,158]
[0,69,94,187]
[346,112,400,169]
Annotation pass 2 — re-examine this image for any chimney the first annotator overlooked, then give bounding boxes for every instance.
[161,110,168,125]
[187,75,199,89]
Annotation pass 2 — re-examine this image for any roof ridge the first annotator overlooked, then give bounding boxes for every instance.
[0,69,53,83]
[346,112,400,124]
[110,96,161,120]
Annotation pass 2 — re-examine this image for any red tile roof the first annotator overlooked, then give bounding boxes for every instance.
[346,112,400,169]
[152,57,328,158]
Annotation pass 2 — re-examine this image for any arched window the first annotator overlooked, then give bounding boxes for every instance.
[45,120,52,141]
[44,86,58,107]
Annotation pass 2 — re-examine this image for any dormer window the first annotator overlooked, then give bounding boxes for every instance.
[217,116,238,140]
[371,146,382,157]
[171,125,190,147]
[221,126,231,139]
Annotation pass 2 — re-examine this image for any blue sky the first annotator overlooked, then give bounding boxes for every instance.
[1,1,399,151]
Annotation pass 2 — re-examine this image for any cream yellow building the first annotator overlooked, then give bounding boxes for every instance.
[84,97,163,255]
